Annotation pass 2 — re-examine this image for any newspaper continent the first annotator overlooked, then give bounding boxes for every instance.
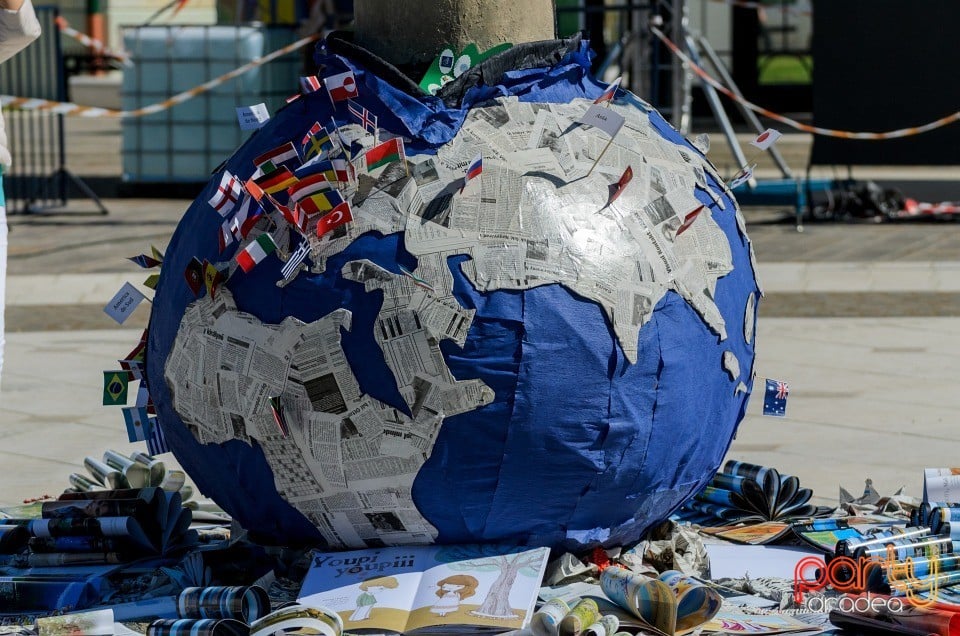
[165,96,747,548]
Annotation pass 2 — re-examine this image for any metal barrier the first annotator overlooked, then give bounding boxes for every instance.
[0,5,105,214]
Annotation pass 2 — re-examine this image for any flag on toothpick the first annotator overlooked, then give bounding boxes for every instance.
[103,282,147,325]
[609,165,633,204]
[364,137,404,171]
[288,174,334,205]
[218,218,234,253]
[577,103,625,138]
[300,188,345,216]
[236,233,278,273]
[347,99,378,136]
[143,273,160,290]
[269,396,289,438]
[123,406,152,442]
[127,253,161,269]
[254,167,299,195]
[728,163,756,189]
[236,103,270,130]
[299,75,322,94]
[316,202,352,239]
[254,142,300,172]
[203,260,225,298]
[281,240,312,282]
[102,371,129,406]
[231,195,263,239]
[146,418,169,455]
[763,378,789,417]
[301,125,338,162]
[749,128,783,151]
[594,76,622,104]
[208,171,242,215]
[676,205,706,237]
[323,69,359,103]
[461,154,482,192]
[184,257,204,296]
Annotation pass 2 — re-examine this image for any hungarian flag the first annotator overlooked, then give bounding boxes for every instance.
[236,233,278,273]
[301,188,345,216]
[102,370,129,406]
[323,70,359,103]
[288,173,333,204]
[317,202,352,239]
[365,137,404,171]
[254,167,299,195]
[254,142,300,172]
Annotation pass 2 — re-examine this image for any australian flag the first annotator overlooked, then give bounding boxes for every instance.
[763,378,789,417]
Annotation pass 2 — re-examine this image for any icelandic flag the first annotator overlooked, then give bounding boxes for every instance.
[763,379,789,417]
[347,99,378,135]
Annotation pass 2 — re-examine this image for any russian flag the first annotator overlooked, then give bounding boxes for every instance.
[594,76,622,104]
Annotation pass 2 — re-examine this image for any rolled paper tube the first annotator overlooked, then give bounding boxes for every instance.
[160,470,187,493]
[104,450,149,489]
[68,474,103,492]
[248,604,343,636]
[558,599,600,636]
[131,451,167,487]
[147,619,249,636]
[177,586,271,622]
[0,526,29,555]
[584,615,619,636]
[83,457,126,490]
[531,598,570,636]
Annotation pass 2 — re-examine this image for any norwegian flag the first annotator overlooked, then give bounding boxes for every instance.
[299,75,322,94]
[763,379,789,417]
[209,171,242,215]
[347,99,378,135]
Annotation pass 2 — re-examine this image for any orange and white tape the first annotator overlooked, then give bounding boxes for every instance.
[1,33,320,119]
[651,26,960,140]
[54,16,133,66]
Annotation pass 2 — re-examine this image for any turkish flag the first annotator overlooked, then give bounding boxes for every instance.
[316,202,353,239]
[324,70,359,103]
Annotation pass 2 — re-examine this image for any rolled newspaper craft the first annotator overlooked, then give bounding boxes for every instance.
[147,619,248,636]
[584,614,619,636]
[531,598,570,636]
[131,451,167,487]
[558,598,600,636]
[83,457,126,489]
[103,450,150,489]
[248,604,342,636]
[177,586,271,623]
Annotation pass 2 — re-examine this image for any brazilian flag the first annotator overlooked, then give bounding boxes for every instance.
[103,371,129,406]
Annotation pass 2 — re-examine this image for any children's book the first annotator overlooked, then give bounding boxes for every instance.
[297,544,550,634]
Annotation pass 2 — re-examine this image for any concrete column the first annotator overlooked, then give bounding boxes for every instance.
[353,0,556,66]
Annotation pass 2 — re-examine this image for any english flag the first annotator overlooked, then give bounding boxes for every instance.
[209,171,242,215]
[324,70,359,103]
[749,128,782,151]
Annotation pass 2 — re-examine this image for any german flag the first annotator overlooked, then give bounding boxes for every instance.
[254,167,298,195]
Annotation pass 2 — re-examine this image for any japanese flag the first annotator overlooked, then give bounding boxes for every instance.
[749,128,782,150]
[324,70,359,103]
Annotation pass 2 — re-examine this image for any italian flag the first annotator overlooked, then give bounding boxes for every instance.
[236,233,277,273]
[365,137,404,171]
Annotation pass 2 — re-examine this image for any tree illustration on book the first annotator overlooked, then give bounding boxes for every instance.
[436,545,546,619]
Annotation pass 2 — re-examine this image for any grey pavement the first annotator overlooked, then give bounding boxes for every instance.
[3,129,960,512]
